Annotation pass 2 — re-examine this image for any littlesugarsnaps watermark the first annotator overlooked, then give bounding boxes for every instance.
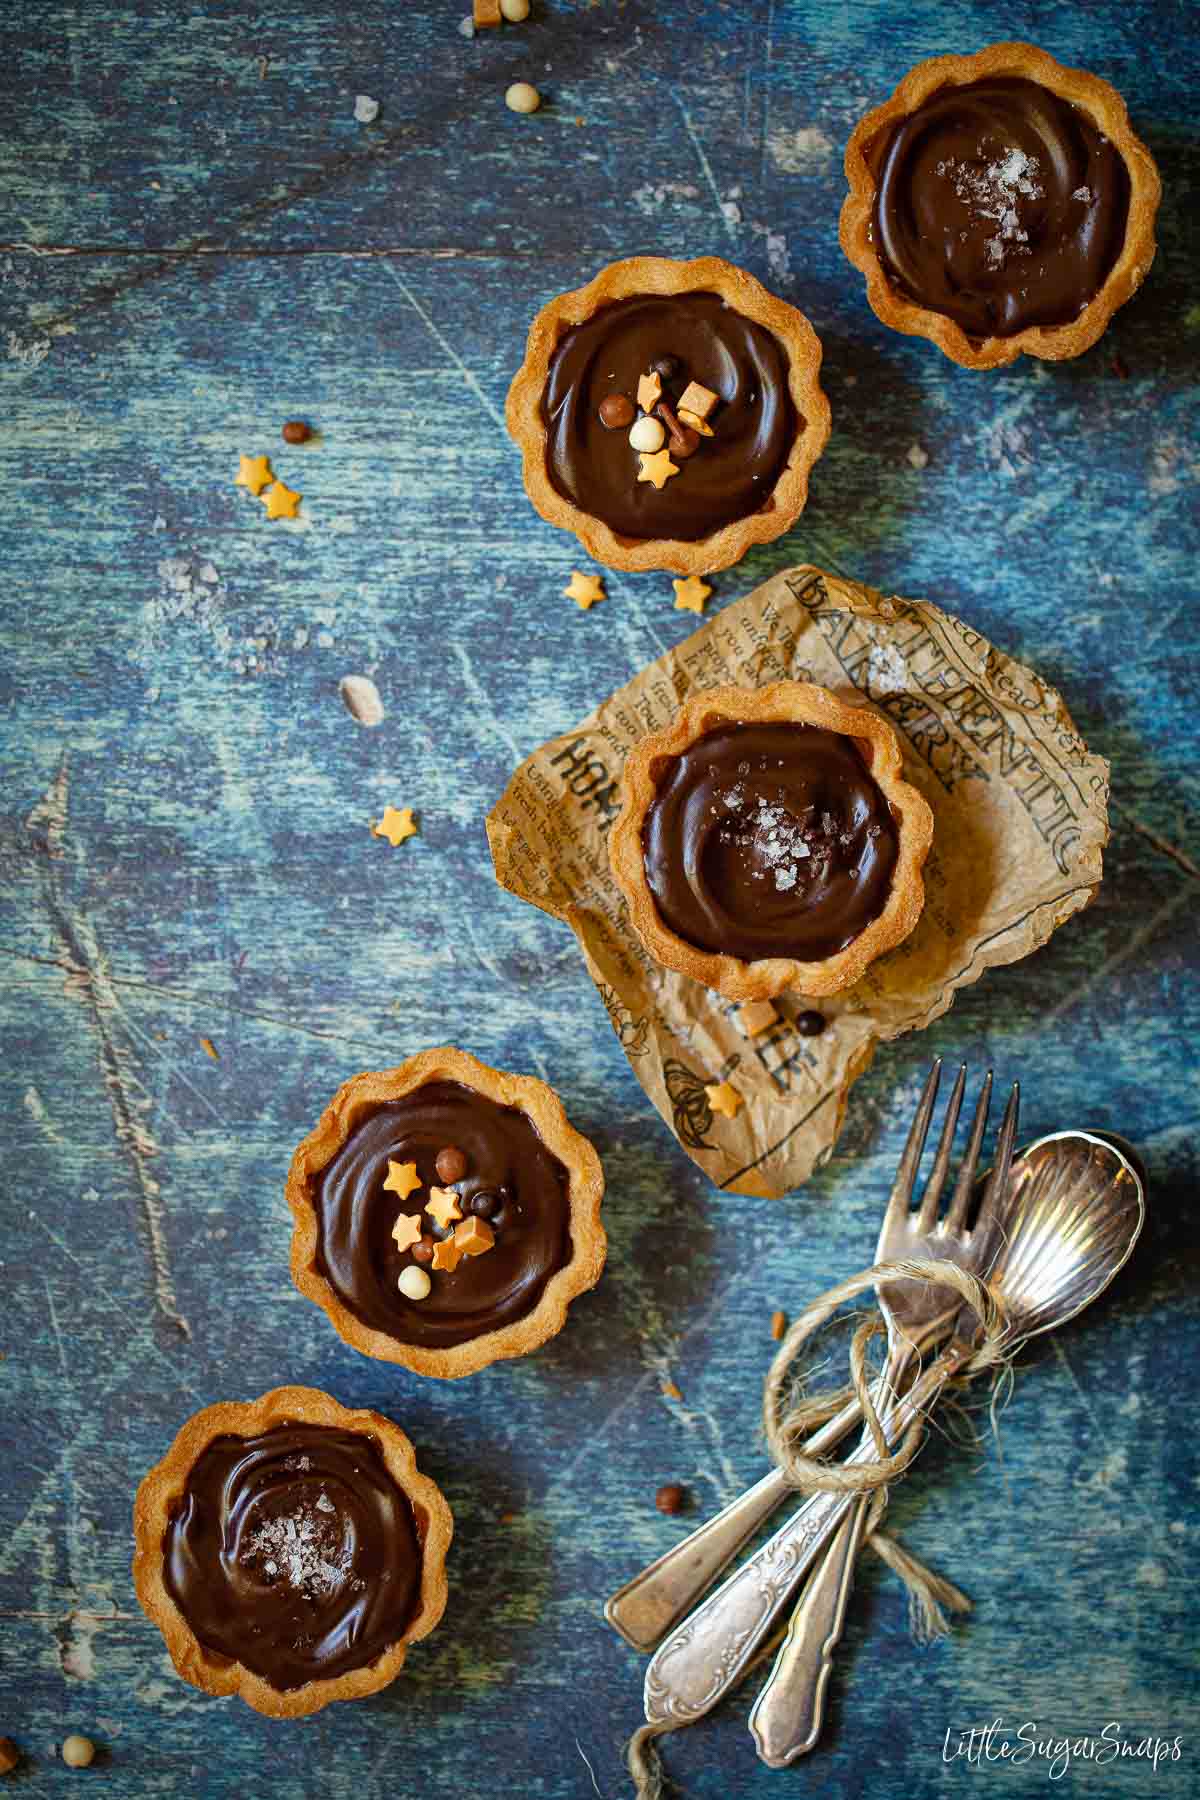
[942,1718,1183,1780]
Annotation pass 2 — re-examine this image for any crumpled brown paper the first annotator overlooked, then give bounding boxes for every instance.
[486,566,1109,1197]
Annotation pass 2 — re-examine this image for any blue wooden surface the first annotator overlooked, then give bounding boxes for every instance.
[1,2,1197,1795]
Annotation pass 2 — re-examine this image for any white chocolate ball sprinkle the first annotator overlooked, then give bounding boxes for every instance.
[629,415,666,453]
[62,1737,96,1769]
[398,1266,432,1301]
[500,0,530,17]
[505,81,541,114]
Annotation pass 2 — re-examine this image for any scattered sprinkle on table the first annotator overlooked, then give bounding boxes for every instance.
[261,479,301,520]
[353,95,380,123]
[771,1309,787,1340]
[563,570,606,609]
[672,576,711,614]
[656,1483,686,1514]
[474,0,501,23]
[500,0,529,17]
[505,80,540,114]
[705,1079,742,1119]
[373,804,418,847]
[281,419,313,444]
[0,1739,18,1776]
[660,1378,683,1401]
[61,1736,95,1769]
[736,998,778,1037]
[199,1036,219,1061]
[234,453,273,496]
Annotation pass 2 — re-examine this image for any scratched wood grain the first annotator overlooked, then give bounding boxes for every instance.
[0,1,1197,1795]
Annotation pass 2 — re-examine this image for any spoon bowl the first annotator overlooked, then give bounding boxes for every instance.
[982,1129,1145,1345]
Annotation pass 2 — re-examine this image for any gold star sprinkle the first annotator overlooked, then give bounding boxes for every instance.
[383,1160,422,1201]
[373,805,418,847]
[672,576,712,615]
[705,1080,743,1120]
[426,1186,463,1231]
[432,1235,463,1273]
[637,448,679,490]
[637,369,663,412]
[391,1211,424,1252]
[235,454,274,496]
[261,479,301,519]
[563,570,606,610]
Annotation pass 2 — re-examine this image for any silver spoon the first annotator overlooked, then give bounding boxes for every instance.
[748,1128,1145,1766]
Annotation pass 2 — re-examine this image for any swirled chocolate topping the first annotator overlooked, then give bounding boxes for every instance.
[312,1080,571,1348]
[869,77,1130,337]
[163,1423,422,1689]
[642,722,898,962]
[541,292,797,541]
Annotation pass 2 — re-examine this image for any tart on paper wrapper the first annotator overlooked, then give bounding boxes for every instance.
[609,681,934,1002]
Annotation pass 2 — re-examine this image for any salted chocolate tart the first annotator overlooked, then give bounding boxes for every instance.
[609,683,934,1001]
[287,1047,606,1378]
[132,1386,452,1718]
[840,43,1160,368]
[506,256,831,575]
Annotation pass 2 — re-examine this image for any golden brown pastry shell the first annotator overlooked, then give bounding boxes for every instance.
[286,1046,606,1378]
[131,1384,453,1719]
[609,682,934,1000]
[840,42,1161,370]
[505,255,831,574]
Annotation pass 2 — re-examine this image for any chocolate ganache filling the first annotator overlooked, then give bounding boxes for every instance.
[313,1081,571,1348]
[541,292,797,541]
[870,77,1130,338]
[163,1424,422,1689]
[642,722,898,963]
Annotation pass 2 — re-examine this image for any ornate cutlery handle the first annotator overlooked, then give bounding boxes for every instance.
[605,1391,868,1654]
[747,1496,869,1765]
[642,1348,963,1727]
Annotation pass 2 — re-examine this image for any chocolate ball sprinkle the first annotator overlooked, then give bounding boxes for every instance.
[435,1145,468,1183]
[655,1483,686,1515]
[795,1010,827,1037]
[651,355,679,381]
[470,1190,500,1220]
[599,393,635,430]
[668,426,700,460]
[281,420,312,444]
[411,1236,435,1265]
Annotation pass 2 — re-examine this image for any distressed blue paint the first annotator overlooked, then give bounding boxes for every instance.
[0,1,1196,1796]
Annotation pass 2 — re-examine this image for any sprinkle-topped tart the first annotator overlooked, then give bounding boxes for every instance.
[840,43,1160,368]
[132,1386,452,1718]
[609,683,934,1001]
[287,1047,606,1377]
[507,257,831,574]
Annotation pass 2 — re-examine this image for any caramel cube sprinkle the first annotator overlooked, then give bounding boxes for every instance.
[736,999,778,1038]
[677,380,718,420]
[453,1216,496,1258]
[473,0,502,24]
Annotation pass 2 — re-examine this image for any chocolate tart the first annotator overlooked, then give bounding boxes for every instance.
[609,682,934,1001]
[287,1047,606,1378]
[840,43,1160,369]
[132,1386,452,1719]
[506,256,831,575]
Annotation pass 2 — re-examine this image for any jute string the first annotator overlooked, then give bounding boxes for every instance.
[627,1257,1013,1798]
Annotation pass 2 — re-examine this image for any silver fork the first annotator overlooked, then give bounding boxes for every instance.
[605,1061,999,1655]
[747,1064,1018,1764]
[636,1064,1019,1735]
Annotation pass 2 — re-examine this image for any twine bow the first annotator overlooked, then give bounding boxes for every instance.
[628,1257,1013,1798]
